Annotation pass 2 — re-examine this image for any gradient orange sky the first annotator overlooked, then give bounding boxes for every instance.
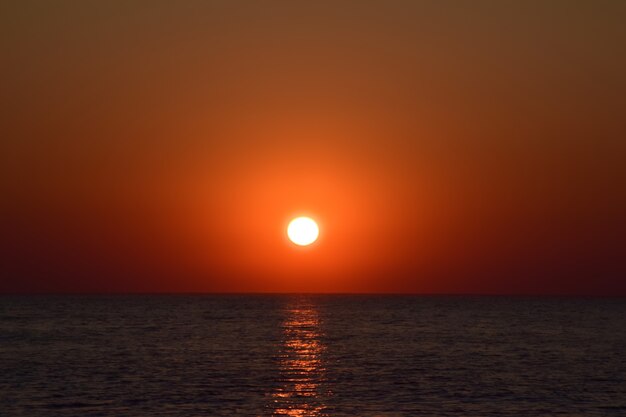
[1,1,625,294]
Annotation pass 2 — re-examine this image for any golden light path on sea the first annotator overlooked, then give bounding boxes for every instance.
[270,300,328,416]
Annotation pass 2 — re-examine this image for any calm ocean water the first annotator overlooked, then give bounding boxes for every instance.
[1,295,625,416]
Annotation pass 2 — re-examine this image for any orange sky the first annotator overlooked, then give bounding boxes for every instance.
[1,1,625,294]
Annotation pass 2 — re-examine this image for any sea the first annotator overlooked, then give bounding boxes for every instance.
[1,295,625,416]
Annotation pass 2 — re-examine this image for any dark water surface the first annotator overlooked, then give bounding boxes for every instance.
[1,295,625,416]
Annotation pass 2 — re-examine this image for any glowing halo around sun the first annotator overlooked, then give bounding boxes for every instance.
[287,217,319,246]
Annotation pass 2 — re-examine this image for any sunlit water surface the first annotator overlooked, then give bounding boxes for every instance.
[1,295,625,416]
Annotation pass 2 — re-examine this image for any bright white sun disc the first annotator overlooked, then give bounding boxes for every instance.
[287,217,319,246]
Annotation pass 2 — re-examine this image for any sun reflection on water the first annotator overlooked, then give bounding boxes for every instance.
[269,299,329,416]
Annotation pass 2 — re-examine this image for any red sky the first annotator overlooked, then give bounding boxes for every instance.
[1,1,625,294]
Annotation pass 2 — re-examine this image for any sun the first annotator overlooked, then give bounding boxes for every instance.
[287,217,319,246]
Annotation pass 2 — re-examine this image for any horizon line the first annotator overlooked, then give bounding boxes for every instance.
[1,291,625,298]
